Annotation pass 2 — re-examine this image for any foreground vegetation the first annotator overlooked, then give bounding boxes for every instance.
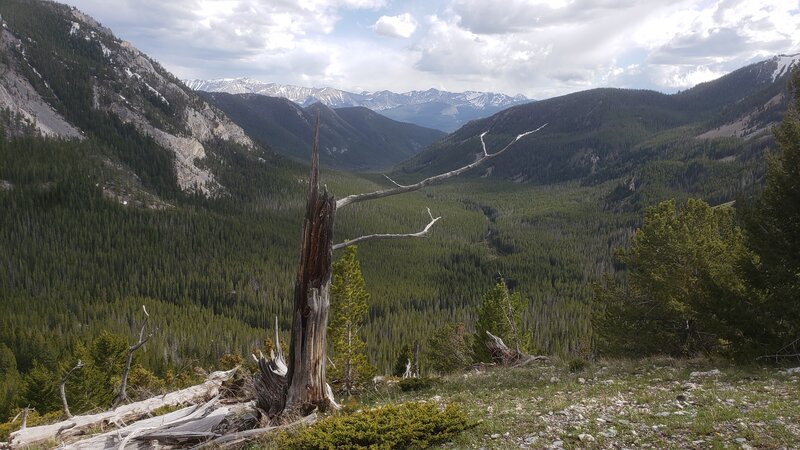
[244,358,799,449]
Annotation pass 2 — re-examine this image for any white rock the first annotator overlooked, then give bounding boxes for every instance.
[579,433,596,442]
[600,427,618,438]
[690,369,721,378]
[523,436,539,445]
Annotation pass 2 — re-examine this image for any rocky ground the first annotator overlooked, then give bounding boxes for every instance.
[364,357,800,449]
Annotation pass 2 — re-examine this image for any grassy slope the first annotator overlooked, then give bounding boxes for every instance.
[358,358,800,449]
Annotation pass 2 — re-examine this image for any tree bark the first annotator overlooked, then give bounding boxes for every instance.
[284,119,338,416]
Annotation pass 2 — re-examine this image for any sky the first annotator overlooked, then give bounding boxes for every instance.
[60,0,800,99]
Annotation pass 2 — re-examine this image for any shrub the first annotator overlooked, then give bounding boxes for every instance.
[278,401,476,449]
[568,358,587,373]
[398,377,435,392]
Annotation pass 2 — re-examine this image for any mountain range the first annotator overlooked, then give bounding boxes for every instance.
[183,78,531,132]
[398,53,798,208]
[199,92,446,170]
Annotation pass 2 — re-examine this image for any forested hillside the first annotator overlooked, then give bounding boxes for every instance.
[399,55,796,209]
[1,0,797,429]
[200,91,446,170]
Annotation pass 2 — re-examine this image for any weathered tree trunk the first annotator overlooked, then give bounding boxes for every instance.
[262,119,338,418]
[285,122,337,415]
[10,368,238,449]
[486,331,549,367]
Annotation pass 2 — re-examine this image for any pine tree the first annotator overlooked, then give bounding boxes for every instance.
[594,199,752,356]
[328,247,375,396]
[426,323,474,375]
[474,280,525,362]
[743,68,800,354]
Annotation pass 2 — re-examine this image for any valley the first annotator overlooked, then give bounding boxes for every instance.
[1,0,799,447]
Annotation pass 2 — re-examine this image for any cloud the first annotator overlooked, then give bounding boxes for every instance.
[373,13,417,38]
[451,0,643,35]
[61,0,800,99]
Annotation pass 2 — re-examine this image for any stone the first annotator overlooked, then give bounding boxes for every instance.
[579,433,596,442]
[600,427,618,438]
[690,369,721,378]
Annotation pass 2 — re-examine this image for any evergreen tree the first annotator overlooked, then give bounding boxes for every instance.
[328,247,374,396]
[594,199,752,356]
[743,68,800,354]
[474,280,525,362]
[426,323,474,375]
[0,344,20,421]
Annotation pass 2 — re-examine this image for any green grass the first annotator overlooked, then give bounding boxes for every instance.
[352,358,800,449]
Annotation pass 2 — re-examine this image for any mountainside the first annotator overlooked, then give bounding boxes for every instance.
[399,54,799,208]
[200,92,446,170]
[184,78,530,132]
[0,0,287,202]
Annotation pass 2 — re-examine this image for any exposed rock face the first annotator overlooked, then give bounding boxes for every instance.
[0,28,82,139]
[1,5,256,196]
[93,30,255,195]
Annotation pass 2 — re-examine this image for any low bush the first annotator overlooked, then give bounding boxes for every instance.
[568,358,588,373]
[278,401,476,449]
[398,377,435,392]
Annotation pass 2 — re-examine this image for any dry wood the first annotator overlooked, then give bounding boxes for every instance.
[485,331,549,367]
[65,397,222,449]
[60,360,83,418]
[335,124,546,209]
[284,118,338,416]
[111,305,153,408]
[332,208,440,250]
[9,368,237,449]
[196,413,317,449]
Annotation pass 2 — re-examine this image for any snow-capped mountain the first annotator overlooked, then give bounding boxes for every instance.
[183,78,531,132]
[769,53,799,81]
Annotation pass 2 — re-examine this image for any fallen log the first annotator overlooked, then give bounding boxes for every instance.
[9,367,238,449]
[196,413,317,449]
[486,331,549,367]
[66,399,219,450]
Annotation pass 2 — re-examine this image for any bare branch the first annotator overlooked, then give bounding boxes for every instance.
[60,360,83,418]
[111,306,154,408]
[336,124,547,209]
[332,211,441,251]
[383,174,410,188]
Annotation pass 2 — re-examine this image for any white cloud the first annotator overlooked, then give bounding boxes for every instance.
[60,0,800,99]
[373,13,418,38]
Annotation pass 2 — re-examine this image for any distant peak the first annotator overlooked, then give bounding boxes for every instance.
[770,53,799,81]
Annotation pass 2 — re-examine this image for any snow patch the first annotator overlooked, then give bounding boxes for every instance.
[143,81,169,105]
[69,21,80,36]
[772,54,799,81]
[124,67,142,80]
